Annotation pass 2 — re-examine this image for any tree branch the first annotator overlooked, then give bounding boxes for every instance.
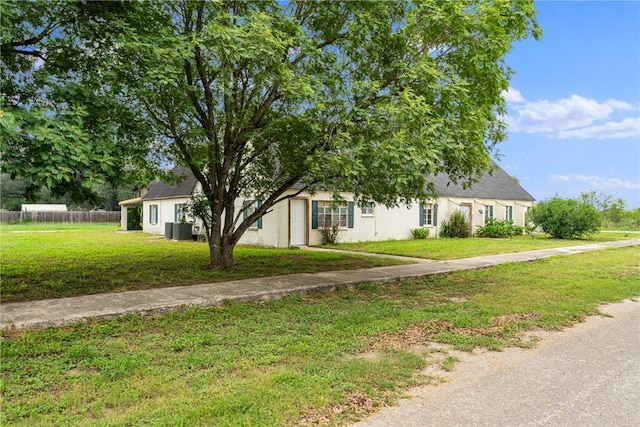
[9,49,46,60]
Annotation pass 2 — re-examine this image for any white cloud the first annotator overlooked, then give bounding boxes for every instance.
[556,117,640,139]
[506,94,634,133]
[502,87,524,103]
[551,174,640,190]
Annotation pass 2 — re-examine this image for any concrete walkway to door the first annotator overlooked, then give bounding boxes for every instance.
[1,239,638,330]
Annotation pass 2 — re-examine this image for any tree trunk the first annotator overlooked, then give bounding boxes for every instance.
[221,241,235,269]
[207,230,236,270]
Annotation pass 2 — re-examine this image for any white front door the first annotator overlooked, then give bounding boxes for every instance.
[290,199,307,246]
[459,204,472,226]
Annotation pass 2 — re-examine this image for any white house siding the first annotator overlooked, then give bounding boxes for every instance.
[141,191,533,247]
[438,197,533,235]
[310,199,424,245]
[142,197,192,235]
[236,189,307,247]
[142,194,533,245]
[135,162,535,245]
[236,197,284,247]
[236,190,427,247]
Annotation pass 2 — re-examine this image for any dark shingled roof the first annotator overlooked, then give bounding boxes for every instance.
[429,163,535,201]
[142,164,534,202]
[142,167,198,200]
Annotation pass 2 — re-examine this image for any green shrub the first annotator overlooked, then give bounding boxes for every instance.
[439,210,470,238]
[126,207,142,230]
[319,223,341,244]
[528,197,601,239]
[476,218,523,238]
[410,227,430,239]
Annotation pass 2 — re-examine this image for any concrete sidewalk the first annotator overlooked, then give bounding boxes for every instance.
[2,240,638,330]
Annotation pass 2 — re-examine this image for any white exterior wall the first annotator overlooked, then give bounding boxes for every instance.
[236,197,284,247]
[236,189,308,248]
[437,197,534,235]
[120,206,128,231]
[142,197,192,235]
[235,190,427,246]
[309,196,425,245]
[142,188,534,245]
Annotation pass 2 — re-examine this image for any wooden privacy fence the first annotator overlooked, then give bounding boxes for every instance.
[0,211,121,223]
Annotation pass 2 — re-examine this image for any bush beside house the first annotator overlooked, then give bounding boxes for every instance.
[528,197,601,239]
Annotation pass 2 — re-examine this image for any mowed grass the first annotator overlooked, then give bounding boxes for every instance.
[329,232,639,260]
[1,247,638,426]
[0,224,404,303]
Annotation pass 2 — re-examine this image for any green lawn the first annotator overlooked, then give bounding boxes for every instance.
[3,224,638,303]
[0,224,404,303]
[2,247,638,426]
[328,232,639,260]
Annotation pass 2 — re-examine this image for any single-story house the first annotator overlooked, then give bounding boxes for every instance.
[122,164,535,246]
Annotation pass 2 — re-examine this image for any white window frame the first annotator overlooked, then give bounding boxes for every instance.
[361,202,375,216]
[485,205,494,223]
[318,201,348,229]
[175,203,187,223]
[505,205,513,222]
[421,204,434,226]
[245,200,261,229]
[150,204,158,225]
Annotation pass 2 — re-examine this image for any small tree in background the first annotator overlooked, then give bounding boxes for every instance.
[579,191,626,228]
[528,197,601,239]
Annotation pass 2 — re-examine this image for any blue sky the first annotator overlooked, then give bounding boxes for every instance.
[496,1,640,208]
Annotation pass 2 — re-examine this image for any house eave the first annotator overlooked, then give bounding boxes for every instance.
[118,197,143,206]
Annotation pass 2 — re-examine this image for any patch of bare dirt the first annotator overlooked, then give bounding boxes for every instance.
[320,316,546,425]
[1,323,25,339]
[298,392,382,426]
[367,323,432,351]
[491,313,541,326]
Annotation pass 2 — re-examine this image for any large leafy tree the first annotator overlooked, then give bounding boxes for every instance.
[0,0,153,202]
[4,1,540,269]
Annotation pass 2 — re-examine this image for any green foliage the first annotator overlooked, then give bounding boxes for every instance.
[579,191,631,228]
[621,208,640,230]
[186,193,212,240]
[126,207,142,231]
[410,227,430,239]
[2,0,540,268]
[476,218,523,238]
[439,211,470,238]
[529,197,602,239]
[0,1,154,203]
[319,223,342,245]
